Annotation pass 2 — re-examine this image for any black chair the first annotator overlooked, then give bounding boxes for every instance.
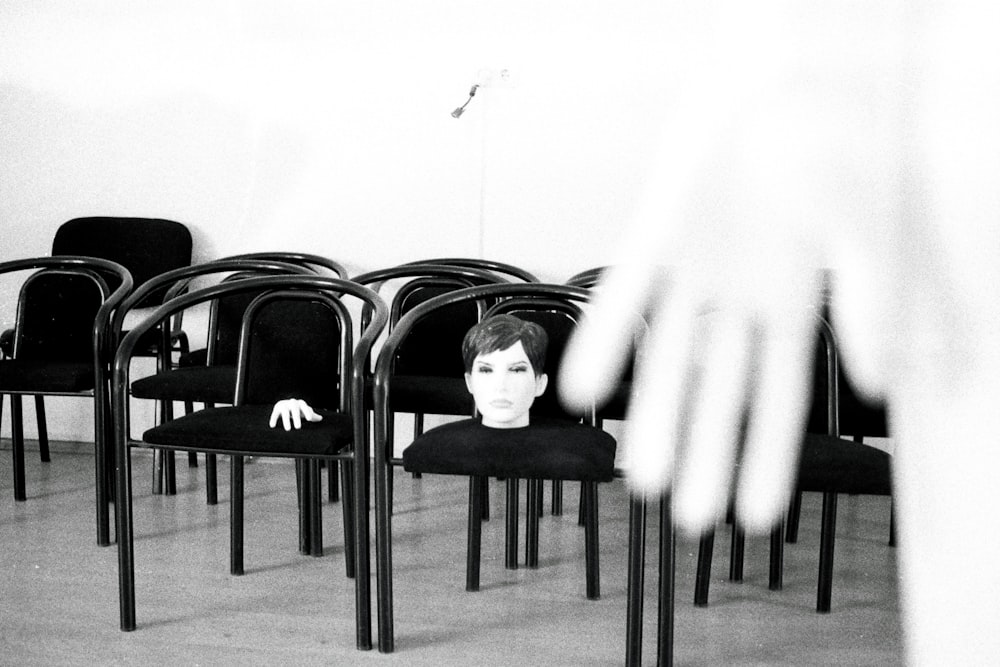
[116,259,315,504]
[371,282,618,653]
[112,274,387,650]
[351,264,509,468]
[0,256,132,546]
[0,217,192,470]
[692,315,893,613]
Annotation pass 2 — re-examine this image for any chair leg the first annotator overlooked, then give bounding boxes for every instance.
[505,478,519,570]
[578,482,586,526]
[329,460,340,503]
[296,460,311,555]
[309,459,323,558]
[411,414,423,479]
[467,476,484,591]
[231,455,245,575]
[786,491,802,543]
[657,492,675,667]
[11,395,27,501]
[116,440,137,631]
[694,529,715,607]
[729,521,745,583]
[340,460,356,578]
[769,521,784,591]
[188,451,198,467]
[625,493,646,667]
[889,499,897,547]
[526,479,540,569]
[817,491,837,613]
[205,453,218,505]
[583,482,600,599]
[34,395,50,463]
[481,476,490,521]
[551,479,563,516]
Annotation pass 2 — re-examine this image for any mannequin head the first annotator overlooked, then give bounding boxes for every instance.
[462,314,549,428]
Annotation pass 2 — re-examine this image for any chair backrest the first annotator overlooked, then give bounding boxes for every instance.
[219,252,347,279]
[109,259,314,367]
[373,283,594,425]
[565,267,608,289]
[483,297,585,419]
[52,217,192,308]
[403,258,538,283]
[392,278,484,378]
[352,265,510,379]
[237,291,350,410]
[14,268,110,362]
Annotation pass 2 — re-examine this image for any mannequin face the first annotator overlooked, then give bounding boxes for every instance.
[465,341,548,429]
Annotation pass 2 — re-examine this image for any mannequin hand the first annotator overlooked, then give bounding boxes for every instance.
[269,399,323,431]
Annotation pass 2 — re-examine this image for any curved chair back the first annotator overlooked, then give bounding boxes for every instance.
[402,257,538,283]
[219,252,347,279]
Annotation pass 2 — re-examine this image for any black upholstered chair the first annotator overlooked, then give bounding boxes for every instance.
[351,264,509,491]
[112,274,386,650]
[0,256,132,545]
[116,259,314,503]
[692,315,893,613]
[371,282,618,653]
[0,217,192,473]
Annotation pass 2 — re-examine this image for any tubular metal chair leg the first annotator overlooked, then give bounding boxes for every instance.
[817,491,838,613]
[11,395,27,501]
[340,460,356,578]
[625,493,646,667]
[35,395,50,462]
[309,460,324,558]
[694,530,715,607]
[116,442,137,631]
[658,493,675,667]
[328,460,340,502]
[526,479,540,568]
[505,478,520,570]
[583,482,600,599]
[786,491,803,543]
[729,522,745,583]
[231,455,245,575]
[769,522,784,591]
[467,476,484,591]
[551,479,563,515]
[205,453,218,505]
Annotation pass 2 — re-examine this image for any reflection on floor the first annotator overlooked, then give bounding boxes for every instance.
[0,440,902,665]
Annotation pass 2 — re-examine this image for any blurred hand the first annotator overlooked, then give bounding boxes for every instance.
[269,398,323,431]
[559,0,903,534]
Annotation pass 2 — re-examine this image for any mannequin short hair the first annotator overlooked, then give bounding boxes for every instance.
[462,314,548,376]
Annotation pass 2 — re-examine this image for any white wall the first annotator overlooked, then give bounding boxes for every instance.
[0,1,667,441]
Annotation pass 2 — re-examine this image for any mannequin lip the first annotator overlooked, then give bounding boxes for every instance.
[489,400,514,408]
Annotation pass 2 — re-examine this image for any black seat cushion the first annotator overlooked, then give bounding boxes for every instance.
[0,360,94,392]
[796,434,892,496]
[403,417,617,482]
[142,404,354,456]
[131,366,237,404]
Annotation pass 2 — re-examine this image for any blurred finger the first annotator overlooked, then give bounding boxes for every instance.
[674,309,753,531]
[622,279,698,495]
[290,402,303,430]
[735,307,816,531]
[559,259,659,412]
